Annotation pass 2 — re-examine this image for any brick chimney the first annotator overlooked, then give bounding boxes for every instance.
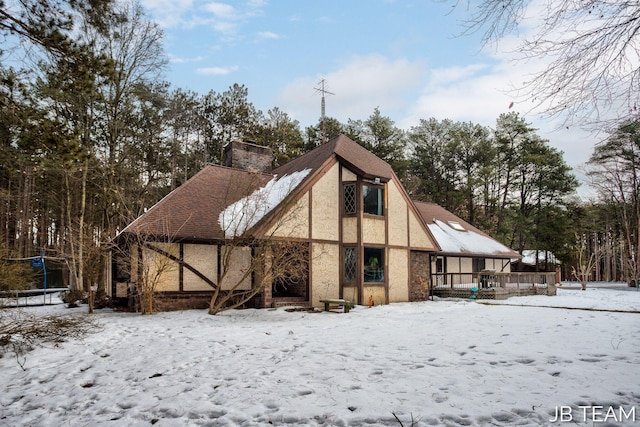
[223,139,273,173]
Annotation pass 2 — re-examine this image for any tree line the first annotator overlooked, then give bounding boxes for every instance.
[1,0,638,294]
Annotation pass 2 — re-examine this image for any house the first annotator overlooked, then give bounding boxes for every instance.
[412,202,521,290]
[108,135,440,310]
[411,202,559,298]
[512,249,560,272]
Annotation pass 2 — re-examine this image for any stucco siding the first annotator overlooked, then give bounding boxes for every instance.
[362,217,385,244]
[388,248,409,302]
[502,260,511,272]
[270,193,309,239]
[144,242,179,292]
[342,217,357,243]
[486,258,512,272]
[311,242,340,306]
[440,256,461,274]
[311,163,340,241]
[183,244,217,291]
[342,167,357,182]
[343,286,358,304]
[408,210,435,249]
[460,257,472,274]
[220,246,252,290]
[387,180,408,246]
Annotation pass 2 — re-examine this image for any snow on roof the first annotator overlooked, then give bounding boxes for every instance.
[428,219,514,256]
[218,169,311,238]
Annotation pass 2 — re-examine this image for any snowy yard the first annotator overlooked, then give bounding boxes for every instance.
[1,284,639,426]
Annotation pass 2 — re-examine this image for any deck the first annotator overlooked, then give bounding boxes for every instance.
[431,271,558,300]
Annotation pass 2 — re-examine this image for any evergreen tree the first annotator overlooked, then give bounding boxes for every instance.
[247,107,304,167]
[347,107,408,179]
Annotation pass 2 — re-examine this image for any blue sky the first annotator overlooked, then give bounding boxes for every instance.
[141,0,597,196]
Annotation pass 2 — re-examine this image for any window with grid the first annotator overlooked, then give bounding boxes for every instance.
[344,183,356,214]
[344,247,356,283]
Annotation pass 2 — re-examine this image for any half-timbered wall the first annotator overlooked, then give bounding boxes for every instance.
[183,244,217,291]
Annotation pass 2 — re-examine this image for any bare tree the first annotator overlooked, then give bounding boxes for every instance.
[572,233,600,290]
[587,119,640,286]
[460,0,640,128]
[135,242,178,314]
[113,220,181,314]
[209,170,311,315]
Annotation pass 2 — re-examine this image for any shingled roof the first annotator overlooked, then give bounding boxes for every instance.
[273,134,395,182]
[119,165,273,242]
[119,135,400,243]
[413,201,520,259]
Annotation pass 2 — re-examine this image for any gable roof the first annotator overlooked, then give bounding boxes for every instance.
[119,165,273,242]
[273,134,395,182]
[119,135,428,243]
[413,201,520,259]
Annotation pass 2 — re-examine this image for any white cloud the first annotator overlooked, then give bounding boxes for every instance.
[400,54,598,193]
[277,50,595,194]
[203,2,237,19]
[196,65,239,75]
[403,62,517,128]
[168,53,204,64]
[255,31,280,41]
[140,0,194,28]
[407,60,584,140]
[247,0,267,8]
[145,0,265,36]
[278,53,425,126]
[212,20,238,35]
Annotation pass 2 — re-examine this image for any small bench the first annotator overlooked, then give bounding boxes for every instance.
[320,299,355,313]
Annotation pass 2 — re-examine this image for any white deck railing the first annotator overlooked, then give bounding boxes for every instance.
[431,272,557,290]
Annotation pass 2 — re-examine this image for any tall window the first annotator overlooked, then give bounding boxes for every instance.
[364,247,384,282]
[344,183,356,214]
[344,247,356,283]
[363,185,384,216]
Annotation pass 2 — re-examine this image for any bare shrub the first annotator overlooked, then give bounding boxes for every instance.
[0,309,99,369]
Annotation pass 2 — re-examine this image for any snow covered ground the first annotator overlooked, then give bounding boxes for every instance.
[1,283,639,426]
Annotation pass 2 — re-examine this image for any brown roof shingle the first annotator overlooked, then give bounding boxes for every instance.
[120,165,273,242]
[120,135,399,242]
[273,134,395,182]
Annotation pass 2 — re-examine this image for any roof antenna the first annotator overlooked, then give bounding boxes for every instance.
[314,78,334,144]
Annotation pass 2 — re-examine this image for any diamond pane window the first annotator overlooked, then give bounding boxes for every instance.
[344,184,356,214]
[344,247,356,283]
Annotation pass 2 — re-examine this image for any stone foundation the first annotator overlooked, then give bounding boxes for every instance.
[410,251,432,301]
